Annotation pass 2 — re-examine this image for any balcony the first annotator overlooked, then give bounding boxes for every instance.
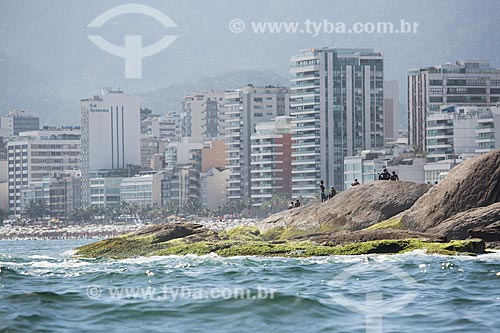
[476,127,494,134]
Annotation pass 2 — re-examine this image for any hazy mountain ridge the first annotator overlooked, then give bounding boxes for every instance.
[1,0,499,124]
[140,70,288,113]
[0,54,74,125]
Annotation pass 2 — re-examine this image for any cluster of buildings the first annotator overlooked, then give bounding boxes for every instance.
[1,49,500,219]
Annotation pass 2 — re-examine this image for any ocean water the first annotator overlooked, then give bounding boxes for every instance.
[0,240,499,333]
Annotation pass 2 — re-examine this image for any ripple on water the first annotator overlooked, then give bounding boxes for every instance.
[1,239,500,333]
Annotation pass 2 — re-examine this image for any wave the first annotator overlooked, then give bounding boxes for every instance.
[0,266,22,278]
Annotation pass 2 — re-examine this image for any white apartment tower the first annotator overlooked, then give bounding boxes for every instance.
[80,88,141,206]
[290,48,384,196]
[180,91,226,140]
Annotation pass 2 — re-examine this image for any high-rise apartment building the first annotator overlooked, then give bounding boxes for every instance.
[250,116,293,205]
[7,128,81,215]
[408,60,500,152]
[223,85,290,201]
[290,48,384,196]
[180,91,226,140]
[80,88,141,206]
[1,110,40,136]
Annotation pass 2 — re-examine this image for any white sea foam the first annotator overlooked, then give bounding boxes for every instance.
[30,259,90,269]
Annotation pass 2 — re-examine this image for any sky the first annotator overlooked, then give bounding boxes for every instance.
[1,0,499,123]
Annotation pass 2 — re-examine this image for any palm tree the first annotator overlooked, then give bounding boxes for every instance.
[0,208,8,224]
[23,199,49,221]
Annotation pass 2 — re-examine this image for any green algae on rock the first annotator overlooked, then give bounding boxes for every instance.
[74,222,486,259]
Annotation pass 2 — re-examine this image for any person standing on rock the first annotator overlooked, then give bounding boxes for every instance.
[320,180,327,202]
[390,171,399,181]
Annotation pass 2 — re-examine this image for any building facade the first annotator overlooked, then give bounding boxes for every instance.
[250,117,293,205]
[387,157,426,184]
[163,141,202,208]
[120,171,163,207]
[424,159,461,184]
[201,140,226,173]
[89,170,124,208]
[383,80,400,144]
[80,88,141,206]
[152,113,181,142]
[408,60,500,152]
[426,106,497,162]
[475,107,500,154]
[7,128,81,215]
[200,167,230,208]
[223,85,290,201]
[140,136,166,168]
[291,48,384,196]
[20,171,82,218]
[180,91,226,140]
[1,110,39,136]
[343,150,386,189]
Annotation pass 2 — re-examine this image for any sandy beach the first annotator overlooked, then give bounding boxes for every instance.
[0,218,259,240]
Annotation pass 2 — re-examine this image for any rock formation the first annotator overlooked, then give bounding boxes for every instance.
[257,181,430,233]
[401,151,500,232]
[75,149,500,259]
[427,203,500,241]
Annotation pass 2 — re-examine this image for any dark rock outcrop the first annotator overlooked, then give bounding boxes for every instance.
[427,203,500,241]
[258,181,430,233]
[469,221,500,242]
[402,150,500,232]
[135,222,218,243]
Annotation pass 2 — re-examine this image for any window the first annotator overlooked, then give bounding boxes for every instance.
[429,79,443,86]
[429,96,443,103]
[429,87,442,95]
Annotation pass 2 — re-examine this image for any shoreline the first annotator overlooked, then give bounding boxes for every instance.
[0,218,260,240]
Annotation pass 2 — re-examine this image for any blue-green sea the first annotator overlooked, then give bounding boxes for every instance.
[1,239,499,332]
